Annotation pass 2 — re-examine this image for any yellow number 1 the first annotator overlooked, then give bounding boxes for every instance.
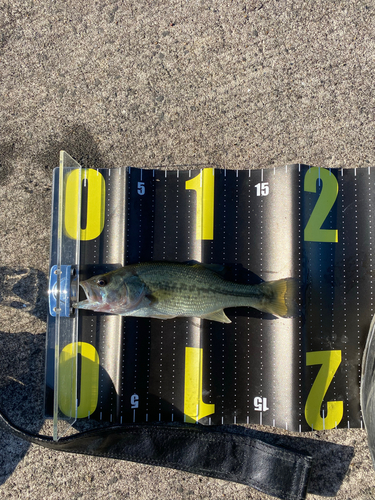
[184,347,215,423]
[185,169,215,240]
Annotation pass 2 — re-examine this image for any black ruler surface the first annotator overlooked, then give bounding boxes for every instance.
[45,164,374,432]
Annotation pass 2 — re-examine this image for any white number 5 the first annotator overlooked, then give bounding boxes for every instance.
[137,182,145,195]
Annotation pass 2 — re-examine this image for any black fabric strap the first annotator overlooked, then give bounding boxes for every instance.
[0,410,311,500]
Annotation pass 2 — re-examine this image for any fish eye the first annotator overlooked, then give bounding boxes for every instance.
[96,278,107,287]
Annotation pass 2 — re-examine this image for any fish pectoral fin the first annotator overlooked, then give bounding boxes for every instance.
[201,309,232,324]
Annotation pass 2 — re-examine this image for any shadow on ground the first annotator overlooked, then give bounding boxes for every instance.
[0,267,48,323]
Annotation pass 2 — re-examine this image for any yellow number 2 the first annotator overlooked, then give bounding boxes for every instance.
[304,167,338,243]
[305,350,343,430]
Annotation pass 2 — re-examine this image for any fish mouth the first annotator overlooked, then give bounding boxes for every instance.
[73,282,105,310]
[73,278,145,314]
[73,281,129,313]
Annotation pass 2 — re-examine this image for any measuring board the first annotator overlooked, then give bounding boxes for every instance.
[45,152,375,438]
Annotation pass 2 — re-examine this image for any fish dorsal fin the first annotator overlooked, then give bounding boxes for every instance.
[184,260,226,275]
[201,309,232,324]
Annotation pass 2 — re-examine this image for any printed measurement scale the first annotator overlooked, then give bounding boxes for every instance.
[45,152,374,439]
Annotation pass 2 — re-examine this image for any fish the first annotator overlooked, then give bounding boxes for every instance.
[73,261,299,323]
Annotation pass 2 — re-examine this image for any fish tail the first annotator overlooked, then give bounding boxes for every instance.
[257,278,299,318]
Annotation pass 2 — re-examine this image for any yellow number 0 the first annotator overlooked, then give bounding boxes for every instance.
[64,169,106,241]
[59,342,100,418]
[305,350,343,430]
[185,169,215,240]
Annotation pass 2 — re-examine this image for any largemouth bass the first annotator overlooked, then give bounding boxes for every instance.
[73,262,298,323]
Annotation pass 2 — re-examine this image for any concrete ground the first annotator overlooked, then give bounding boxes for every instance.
[1,1,375,498]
